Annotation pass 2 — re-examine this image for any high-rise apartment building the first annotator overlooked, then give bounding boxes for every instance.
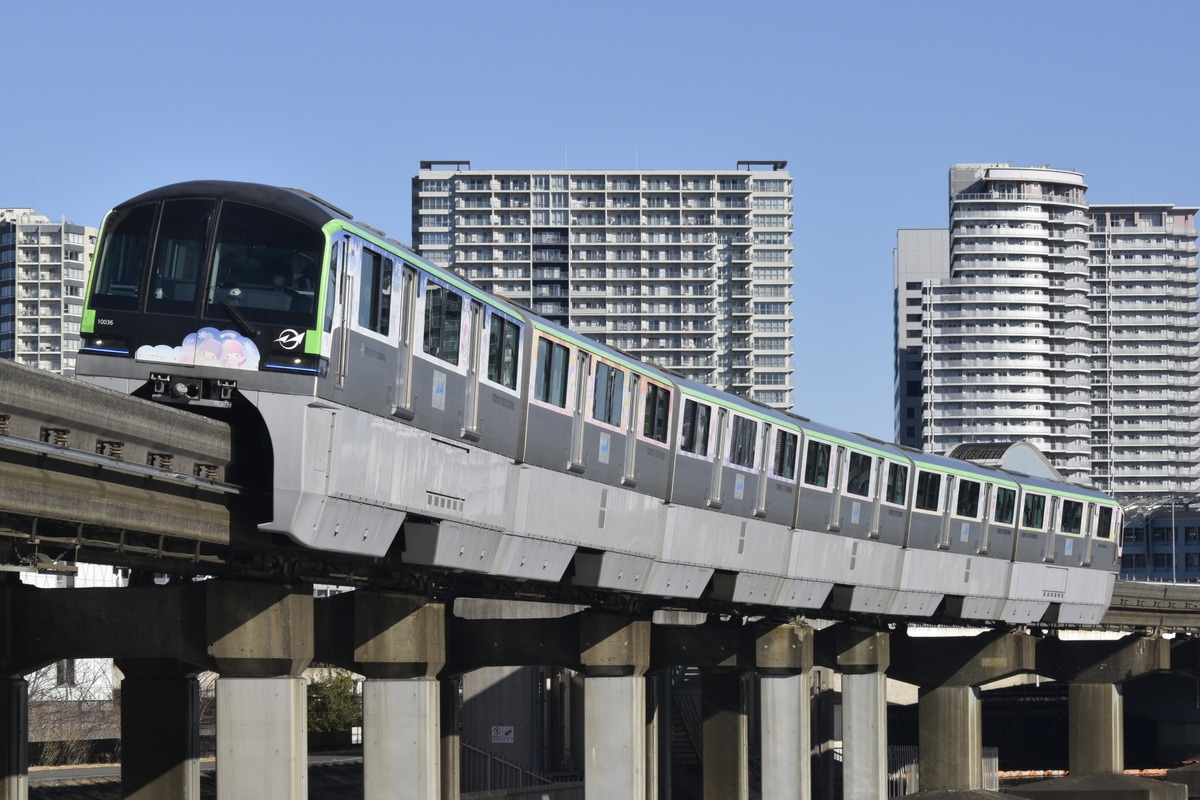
[895,164,1200,498]
[0,209,97,377]
[411,161,795,410]
[1088,203,1200,497]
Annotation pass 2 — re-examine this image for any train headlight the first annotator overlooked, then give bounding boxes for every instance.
[79,336,131,356]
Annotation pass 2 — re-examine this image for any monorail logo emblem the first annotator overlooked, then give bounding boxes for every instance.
[275,329,305,350]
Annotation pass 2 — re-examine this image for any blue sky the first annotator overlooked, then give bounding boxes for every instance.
[7,1,1200,440]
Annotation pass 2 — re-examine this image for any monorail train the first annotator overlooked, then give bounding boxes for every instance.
[76,181,1122,624]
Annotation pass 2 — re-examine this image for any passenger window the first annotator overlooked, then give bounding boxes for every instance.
[846,452,872,497]
[885,463,907,505]
[1022,493,1046,529]
[773,430,798,480]
[680,399,711,455]
[358,249,391,335]
[534,337,569,407]
[1096,506,1114,539]
[956,480,981,518]
[803,440,831,487]
[729,415,757,468]
[422,281,462,365]
[1061,499,1083,534]
[147,198,213,314]
[642,382,670,443]
[592,362,624,426]
[994,487,1016,524]
[914,471,941,511]
[89,202,156,311]
[487,313,520,389]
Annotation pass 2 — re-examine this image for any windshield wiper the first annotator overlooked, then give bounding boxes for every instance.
[211,289,262,339]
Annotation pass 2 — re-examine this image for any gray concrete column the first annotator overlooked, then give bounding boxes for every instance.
[918,684,982,790]
[842,671,887,800]
[207,580,313,800]
[1068,682,1122,776]
[216,677,307,799]
[888,630,1035,793]
[364,679,440,800]
[836,627,889,800]
[755,621,813,800]
[440,677,460,800]
[644,673,659,800]
[579,612,650,800]
[0,678,27,800]
[314,591,448,800]
[760,674,809,800]
[585,676,646,800]
[117,661,200,800]
[701,670,748,800]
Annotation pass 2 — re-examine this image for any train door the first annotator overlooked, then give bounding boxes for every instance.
[337,242,397,412]
[978,483,995,554]
[461,299,484,440]
[392,264,417,419]
[622,373,640,486]
[708,407,728,508]
[567,350,590,473]
[754,423,772,518]
[827,445,846,532]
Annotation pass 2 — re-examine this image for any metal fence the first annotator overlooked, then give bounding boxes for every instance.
[886,745,1000,795]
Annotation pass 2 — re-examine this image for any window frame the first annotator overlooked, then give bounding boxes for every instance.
[679,396,713,458]
[1021,492,1047,531]
[420,276,464,367]
[844,451,873,498]
[802,438,832,489]
[485,309,521,391]
[954,478,982,519]
[728,414,758,469]
[913,470,943,512]
[590,358,626,428]
[883,461,908,506]
[532,334,571,410]
[771,428,799,481]
[640,378,671,444]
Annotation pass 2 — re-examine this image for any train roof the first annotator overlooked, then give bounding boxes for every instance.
[114,181,346,230]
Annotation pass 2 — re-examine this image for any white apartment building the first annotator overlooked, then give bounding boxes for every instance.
[1088,204,1200,497]
[895,164,1200,498]
[0,209,97,377]
[411,161,795,410]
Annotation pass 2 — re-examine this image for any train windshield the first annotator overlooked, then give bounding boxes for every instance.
[90,198,324,329]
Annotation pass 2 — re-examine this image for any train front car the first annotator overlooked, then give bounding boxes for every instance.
[75,181,406,556]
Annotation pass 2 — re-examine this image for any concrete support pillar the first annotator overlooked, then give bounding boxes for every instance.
[889,629,1036,793]
[755,621,813,800]
[644,674,659,800]
[836,627,889,800]
[842,670,887,800]
[314,591,448,800]
[760,674,809,800]
[701,671,748,800]
[585,676,646,800]
[216,677,307,799]
[919,684,982,790]
[1036,633,1170,778]
[207,581,313,800]
[1069,682,1122,776]
[0,678,27,800]
[117,661,200,800]
[364,679,440,800]
[440,677,460,800]
[579,612,650,800]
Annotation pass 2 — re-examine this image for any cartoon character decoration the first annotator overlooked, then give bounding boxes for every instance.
[135,327,261,370]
